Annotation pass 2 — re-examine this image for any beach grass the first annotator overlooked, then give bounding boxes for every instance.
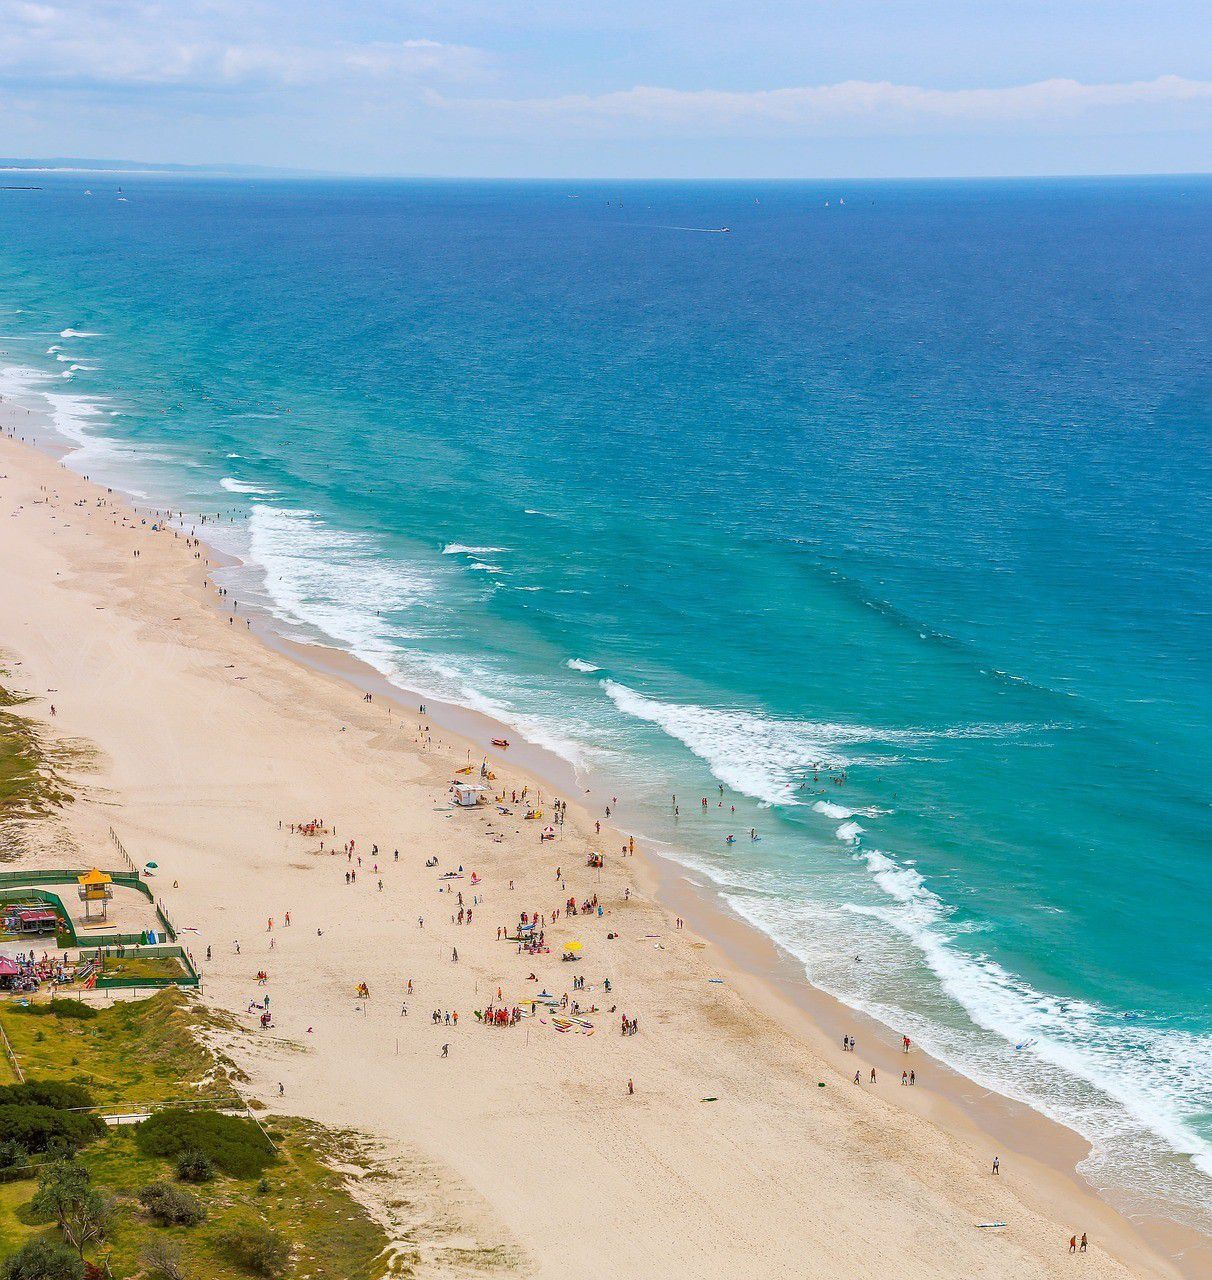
[0,990,393,1278]
[0,675,71,830]
[99,952,190,983]
[0,989,241,1109]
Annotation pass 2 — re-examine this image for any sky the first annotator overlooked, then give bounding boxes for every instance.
[1,0,1210,177]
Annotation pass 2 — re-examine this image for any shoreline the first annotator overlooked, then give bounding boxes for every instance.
[247,623,1212,1276]
[0,400,1205,1278]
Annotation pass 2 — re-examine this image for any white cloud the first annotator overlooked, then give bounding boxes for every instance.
[436,75,1212,134]
[0,2,487,91]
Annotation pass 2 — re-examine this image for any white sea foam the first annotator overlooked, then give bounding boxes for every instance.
[841,846,1212,1215]
[442,543,507,556]
[59,328,100,338]
[602,681,1047,809]
[813,800,854,820]
[567,659,601,673]
[220,477,276,496]
[665,830,1212,1224]
[812,800,886,820]
[604,682,936,806]
[0,364,119,469]
[466,560,503,573]
[835,820,864,842]
[240,507,593,773]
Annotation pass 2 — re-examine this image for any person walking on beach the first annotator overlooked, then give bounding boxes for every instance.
[870,1068,877,1083]
[627,1077,634,1095]
[992,1156,1000,1175]
[1080,1233,1087,1253]
[1070,1236,1077,1254]
[441,1043,449,1058]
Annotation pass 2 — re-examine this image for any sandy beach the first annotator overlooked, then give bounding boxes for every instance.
[0,408,1201,1279]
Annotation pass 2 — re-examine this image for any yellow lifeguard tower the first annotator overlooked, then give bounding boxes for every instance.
[77,868,113,922]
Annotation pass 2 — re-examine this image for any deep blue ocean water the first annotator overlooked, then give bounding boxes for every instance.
[1,174,1209,1224]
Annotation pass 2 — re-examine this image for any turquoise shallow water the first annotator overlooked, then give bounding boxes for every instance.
[1,174,1209,1225]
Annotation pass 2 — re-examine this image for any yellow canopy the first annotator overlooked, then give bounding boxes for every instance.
[564,940,582,952]
[78,868,112,886]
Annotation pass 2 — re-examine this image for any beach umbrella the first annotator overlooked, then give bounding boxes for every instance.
[144,861,158,869]
[564,940,582,952]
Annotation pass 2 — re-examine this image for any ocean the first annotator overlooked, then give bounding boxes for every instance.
[1,173,1209,1227]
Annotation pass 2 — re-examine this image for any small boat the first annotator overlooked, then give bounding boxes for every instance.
[492,737,510,748]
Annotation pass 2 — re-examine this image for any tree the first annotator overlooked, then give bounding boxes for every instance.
[60,1186,115,1260]
[30,1161,115,1259]
[31,1161,91,1234]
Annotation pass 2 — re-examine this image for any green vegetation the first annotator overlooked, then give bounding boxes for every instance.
[2,1236,83,1280]
[217,1221,290,1277]
[0,991,392,1279]
[135,1113,273,1180]
[137,1183,206,1227]
[173,1151,214,1185]
[0,991,235,1109]
[7,1004,94,1024]
[99,954,188,984]
[0,679,70,827]
[0,1107,103,1162]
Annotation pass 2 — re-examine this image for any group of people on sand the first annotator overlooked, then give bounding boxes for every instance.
[479,1004,522,1026]
[844,1033,918,1088]
[286,818,330,837]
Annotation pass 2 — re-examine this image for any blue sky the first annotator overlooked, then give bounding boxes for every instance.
[1,1,1210,176]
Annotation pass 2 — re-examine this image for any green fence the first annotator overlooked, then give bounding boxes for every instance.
[0,887,77,946]
[0,869,176,947]
[78,943,200,990]
[0,868,153,901]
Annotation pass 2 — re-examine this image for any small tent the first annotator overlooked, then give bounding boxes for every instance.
[453,783,487,808]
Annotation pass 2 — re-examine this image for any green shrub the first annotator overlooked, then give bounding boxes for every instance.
[139,1180,207,1226]
[142,1239,187,1280]
[218,1221,290,1277]
[174,1149,214,1184]
[0,1082,94,1111]
[1,1238,85,1280]
[0,1105,104,1156]
[136,1111,273,1178]
[18,1001,97,1021]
